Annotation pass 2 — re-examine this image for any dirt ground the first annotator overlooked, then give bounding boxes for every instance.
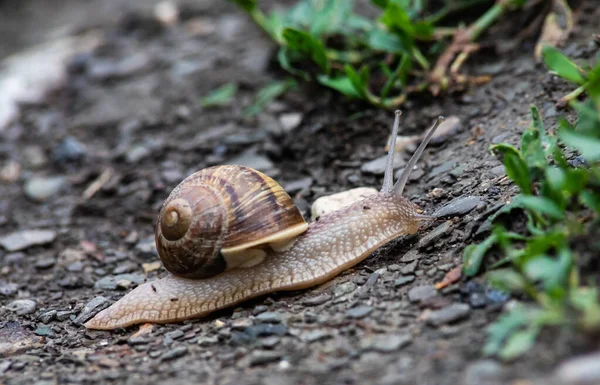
[1,1,599,384]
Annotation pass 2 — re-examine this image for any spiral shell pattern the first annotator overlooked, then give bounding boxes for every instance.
[155,165,307,279]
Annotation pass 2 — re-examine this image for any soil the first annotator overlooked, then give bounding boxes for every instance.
[1,1,599,385]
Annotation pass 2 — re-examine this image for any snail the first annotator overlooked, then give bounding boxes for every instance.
[85,111,444,330]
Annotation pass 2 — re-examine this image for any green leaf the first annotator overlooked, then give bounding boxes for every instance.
[308,0,354,36]
[570,287,600,331]
[228,0,256,12]
[282,28,330,74]
[200,83,238,107]
[277,49,311,81]
[542,46,586,85]
[242,79,296,117]
[344,64,369,99]
[558,124,600,162]
[380,3,414,35]
[487,268,527,293]
[513,195,565,220]
[462,234,497,277]
[367,28,409,54]
[499,327,539,360]
[504,152,532,195]
[484,305,530,356]
[317,75,363,98]
[580,190,600,213]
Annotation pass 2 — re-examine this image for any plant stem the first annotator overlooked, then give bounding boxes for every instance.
[412,46,430,70]
[561,85,586,106]
[468,1,509,41]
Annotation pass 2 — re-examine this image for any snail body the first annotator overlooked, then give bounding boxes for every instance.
[86,112,444,330]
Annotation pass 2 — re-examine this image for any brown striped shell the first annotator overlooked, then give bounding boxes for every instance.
[155,165,308,279]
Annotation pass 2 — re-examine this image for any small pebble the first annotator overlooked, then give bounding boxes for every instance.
[73,296,110,324]
[432,196,483,218]
[7,299,37,315]
[400,249,419,263]
[302,293,331,306]
[53,136,87,164]
[334,282,357,297]
[278,112,303,132]
[197,335,219,347]
[464,359,504,385]
[34,326,54,337]
[24,176,66,202]
[401,260,418,275]
[160,347,188,361]
[361,334,412,353]
[556,352,600,385]
[469,292,487,308]
[345,306,373,319]
[245,323,287,338]
[94,274,145,290]
[418,221,453,249]
[260,336,281,348]
[249,350,282,366]
[0,229,57,252]
[394,276,415,288]
[35,257,56,270]
[425,303,471,326]
[255,312,283,323]
[361,155,404,175]
[0,282,19,296]
[165,330,185,340]
[301,329,332,343]
[407,285,437,303]
[38,310,57,323]
[231,318,253,330]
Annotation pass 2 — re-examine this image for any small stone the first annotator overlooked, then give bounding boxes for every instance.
[400,249,419,263]
[345,306,373,319]
[228,148,274,172]
[464,359,504,385]
[408,285,437,303]
[126,145,150,163]
[400,260,418,275]
[112,261,138,274]
[34,326,54,337]
[116,279,133,289]
[418,221,453,249]
[165,330,185,340]
[394,276,415,288]
[197,335,219,346]
[142,261,162,273]
[0,282,19,296]
[255,312,283,323]
[301,329,332,342]
[278,113,303,132]
[53,136,87,164]
[160,347,188,361]
[252,305,268,315]
[231,318,253,330]
[429,160,456,178]
[136,236,157,257]
[23,145,47,168]
[0,326,44,357]
[154,0,179,26]
[56,310,74,321]
[38,310,57,323]
[35,257,56,270]
[302,293,331,306]
[6,299,37,315]
[361,155,404,175]
[245,323,287,337]
[73,296,110,324]
[429,116,462,145]
[311,187,378,220]
[284,177,313,194]
[556,352,600,385]
[333,282,357,297]
[469,292,487,308]
[425,303,470,326]
[432,196,483,218]
[0,229,57,251]
[387,264,402,272]
[24,176,66,202]
[249,350,282,366]
[94,274,145,290]
[361,334,412,353]
[260,336,281,348]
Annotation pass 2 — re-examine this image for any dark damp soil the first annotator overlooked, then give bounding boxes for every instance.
[1,1,599,385]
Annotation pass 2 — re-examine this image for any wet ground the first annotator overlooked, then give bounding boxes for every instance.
[1,1,599,384]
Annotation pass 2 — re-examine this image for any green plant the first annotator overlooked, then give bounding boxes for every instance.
[226,0,534,109]
[463,48,600,360]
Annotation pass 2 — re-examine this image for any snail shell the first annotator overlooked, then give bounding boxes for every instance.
[155,165,308,279]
